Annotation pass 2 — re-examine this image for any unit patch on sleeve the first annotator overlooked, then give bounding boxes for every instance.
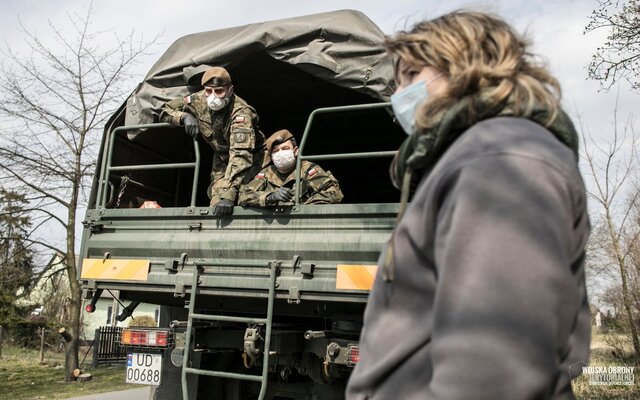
[234,131,248,143]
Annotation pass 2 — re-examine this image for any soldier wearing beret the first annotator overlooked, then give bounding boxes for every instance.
[238,129,343,207]
[160,66,266,215]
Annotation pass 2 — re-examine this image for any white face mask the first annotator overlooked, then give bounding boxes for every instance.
[390,73,443,135]
[272,149,296,172]
[207,94,230,111]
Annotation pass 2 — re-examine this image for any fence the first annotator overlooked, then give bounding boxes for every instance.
[93,326,127,367]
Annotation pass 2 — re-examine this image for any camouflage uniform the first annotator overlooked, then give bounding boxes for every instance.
[238,160,343,206]
[160,92,266,205]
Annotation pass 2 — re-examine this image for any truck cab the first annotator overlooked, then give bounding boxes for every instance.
[79,10,403,400]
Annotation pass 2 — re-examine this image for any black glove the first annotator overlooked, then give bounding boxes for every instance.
[181,113,199,138]
[212,199,234,216]
[266,187,294,205]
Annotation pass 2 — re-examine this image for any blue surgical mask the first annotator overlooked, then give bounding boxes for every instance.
[390,80,428,135]
[391,73,443,135]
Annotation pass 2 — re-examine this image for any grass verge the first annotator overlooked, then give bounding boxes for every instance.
[0,346,144,400]
[572,331,639,399]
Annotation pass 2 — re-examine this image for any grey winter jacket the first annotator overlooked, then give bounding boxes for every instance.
[346,117,591,400]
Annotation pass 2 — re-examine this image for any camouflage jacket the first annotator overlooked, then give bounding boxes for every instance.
[238,160,344,207]
[160,92,266,205]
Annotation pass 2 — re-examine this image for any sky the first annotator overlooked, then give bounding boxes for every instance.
[1,0,638,300]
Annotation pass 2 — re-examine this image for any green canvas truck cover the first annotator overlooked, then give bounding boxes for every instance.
[123,9,394,130]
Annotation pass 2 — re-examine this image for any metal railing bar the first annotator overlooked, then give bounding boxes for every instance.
[183,367,263,382]
[109,162,197,171]
[190,313,268,324]
[99,123,199,209]
[302,150,396,161]
[294,102,392,205]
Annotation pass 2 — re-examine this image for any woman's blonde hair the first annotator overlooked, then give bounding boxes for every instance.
[385,10,561,132]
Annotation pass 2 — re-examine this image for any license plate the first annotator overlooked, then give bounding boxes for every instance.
[126,353,162,385]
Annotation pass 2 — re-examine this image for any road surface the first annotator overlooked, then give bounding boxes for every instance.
[64,386,152,400]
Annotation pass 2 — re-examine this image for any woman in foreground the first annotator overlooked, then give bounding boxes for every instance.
[346,10,590,400]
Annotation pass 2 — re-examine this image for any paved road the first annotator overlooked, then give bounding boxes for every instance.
[64,386,152,400]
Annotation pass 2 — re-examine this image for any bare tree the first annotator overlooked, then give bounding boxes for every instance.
[581,102,640,358]
[585,0,640,91]
[0,4,158,381]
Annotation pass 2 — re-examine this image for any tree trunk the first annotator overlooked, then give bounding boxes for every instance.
[63,174,82,382]
[39,327,45,364]
[0,325,4,359]
[64,277,82,382]
[59,256,82,383]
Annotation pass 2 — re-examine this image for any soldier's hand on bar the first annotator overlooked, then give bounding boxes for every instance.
[266,187,294,205]
[181,113,199,138]
[212,198,234,216]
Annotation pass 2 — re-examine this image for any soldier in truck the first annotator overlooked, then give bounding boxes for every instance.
[159,66,267,216]
[238,129,343,207]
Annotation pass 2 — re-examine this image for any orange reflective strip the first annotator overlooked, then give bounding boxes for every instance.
[81,259,150,281]
[336,265,378,290]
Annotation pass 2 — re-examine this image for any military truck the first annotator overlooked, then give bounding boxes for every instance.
[78,10,403,400]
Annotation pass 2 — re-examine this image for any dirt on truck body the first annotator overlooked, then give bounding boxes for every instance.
[79,10,403,400]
